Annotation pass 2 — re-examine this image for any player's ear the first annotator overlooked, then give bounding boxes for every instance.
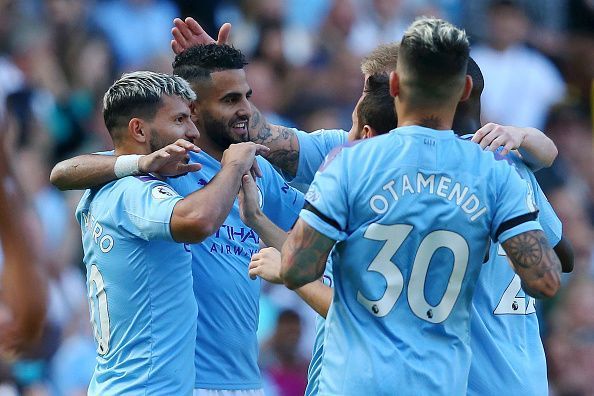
[128,118,147,143]
[459,75,473,102]
[389,71,400,98]
[362,125,377,139]
[189,100,200,123]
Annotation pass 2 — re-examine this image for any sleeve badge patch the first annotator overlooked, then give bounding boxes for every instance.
[151,185,177,200]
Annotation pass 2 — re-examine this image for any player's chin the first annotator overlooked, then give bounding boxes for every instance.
[232,133,249,143]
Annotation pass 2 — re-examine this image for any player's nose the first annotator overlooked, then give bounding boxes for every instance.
[186,121,200,140]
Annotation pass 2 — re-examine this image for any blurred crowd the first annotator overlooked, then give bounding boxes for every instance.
[0,0,591,395]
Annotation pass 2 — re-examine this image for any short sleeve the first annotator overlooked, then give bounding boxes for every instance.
[508,151,562,246]
[284,129,348,185]
[534,183,562,246]
[299,147,349,241]
[490,162,542,244]
[116,177,183,242]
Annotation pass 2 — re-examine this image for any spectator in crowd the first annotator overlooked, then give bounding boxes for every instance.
[471,0,566,129]
[260,310,309,396]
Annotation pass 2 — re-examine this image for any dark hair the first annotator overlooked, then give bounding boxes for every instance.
[358,74,397,134]
[102,71,195,137]
[467,57,484,97]
[452,58,483,135]
[398,18,469,105]
[172,44,247,84]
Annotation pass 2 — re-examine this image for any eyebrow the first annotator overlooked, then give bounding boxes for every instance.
[173,111,191,118]
[220,88,253,101]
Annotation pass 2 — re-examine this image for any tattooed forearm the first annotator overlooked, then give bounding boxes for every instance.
[504,232,542,269]
[248,106,300,176]
[281,220,335,289]
[266,149,299,175]
[502,230,561,299]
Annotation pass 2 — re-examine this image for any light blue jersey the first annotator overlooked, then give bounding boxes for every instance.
[287,128,347,396]
[301,126,542,396]
[76,175,196,395]
[167,150,304,390]
[282,129,348,185]
[468,150,562,395]
[305,264,334,396]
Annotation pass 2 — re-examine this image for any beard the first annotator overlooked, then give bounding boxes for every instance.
[149,128,172,153]
[200,110,249,150]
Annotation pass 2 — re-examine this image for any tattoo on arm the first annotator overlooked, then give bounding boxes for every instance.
[505,232,542,269]
[282,220,335,289]
[248,106,300,177]
[503,230,561,299]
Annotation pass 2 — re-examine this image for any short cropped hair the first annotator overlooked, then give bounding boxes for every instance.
[172,44,247,84]
[103,71,196,136]
[358,74,397,134]
[360,42,400,76]
[398,17,469,105]
[467,57,484,97]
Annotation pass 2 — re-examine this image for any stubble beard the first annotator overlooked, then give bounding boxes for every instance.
[201,111,247,150]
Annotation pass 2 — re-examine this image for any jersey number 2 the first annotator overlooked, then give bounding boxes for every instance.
[494,245,536,315]
[358,223,469,323]
[89,264,110,355]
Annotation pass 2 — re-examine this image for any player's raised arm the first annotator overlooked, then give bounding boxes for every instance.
[472,123,558,170]
[281,217,335,290]
[170,142,267,243]
[171,17,231,54]
[50,139,202,190]
[501,230,561,298]
[240,175,333,317]
[249,247,333,317]
[239,173,289,249]
[248,107,301,177]
[170,17,303,177]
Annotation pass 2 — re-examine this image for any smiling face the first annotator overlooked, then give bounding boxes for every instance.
[192,69,253,153]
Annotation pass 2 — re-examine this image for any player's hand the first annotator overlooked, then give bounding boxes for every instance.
[249,247,283,283]
[472,123,527,156]
[238,174,263,227]
[138,139,202,177]
[171,17,232,55]
[221,142,269,177]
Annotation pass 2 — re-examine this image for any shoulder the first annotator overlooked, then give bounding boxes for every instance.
[112,175,180,199]
[296,128,348,146]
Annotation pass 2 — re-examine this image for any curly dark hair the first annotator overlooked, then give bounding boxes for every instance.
[172,44,247,83]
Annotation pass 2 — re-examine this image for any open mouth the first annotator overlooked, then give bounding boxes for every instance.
[230,119,249,135]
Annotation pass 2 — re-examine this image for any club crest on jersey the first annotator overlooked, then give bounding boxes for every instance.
[151,185,177,200]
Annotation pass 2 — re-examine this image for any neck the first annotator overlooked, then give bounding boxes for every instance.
[396,112,455,130]
[114,140,148,156]
[195,135,224,162]
[396,100,458,130]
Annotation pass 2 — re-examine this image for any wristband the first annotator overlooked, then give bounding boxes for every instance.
[114,155,142,178]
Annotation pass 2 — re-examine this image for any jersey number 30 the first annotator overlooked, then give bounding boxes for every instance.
[358,223,469,323]
[89,264,110,355]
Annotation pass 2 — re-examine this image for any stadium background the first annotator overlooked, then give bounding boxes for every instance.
[0,0,592,395]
